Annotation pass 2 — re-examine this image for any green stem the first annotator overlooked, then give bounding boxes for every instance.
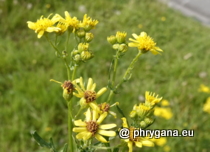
[64,58,71,80]
[74,107,83,119]
[68,100,73,152]
[112,52,119,86]
[71,64,78,80]
[45,34,62,57]
[65,31,71,52]
[123,51,142,81]
[107,51,120,103]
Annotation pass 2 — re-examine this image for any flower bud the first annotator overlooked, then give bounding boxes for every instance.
[107,35,117,45]
[71,49,80,56]
[78,43,89,52]
[73,54,81,62]
[140,121,147,128]
[62,81,74,101]
[129,110,136,118]
[81,51,93,61]
[144,117,154,126]
[118,43,128,53]
[112,44,120,50]
[116,31,127,43]
[85,33,94,42]
[76,28,86,38]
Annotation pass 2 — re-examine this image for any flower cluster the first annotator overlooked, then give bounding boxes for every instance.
[129,91,162,128]
[27,11,98,38]
[28,12,164,152]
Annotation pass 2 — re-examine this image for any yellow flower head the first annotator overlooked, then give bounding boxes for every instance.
[55,22,68,35]
[78,43,89,52]
[107,35,117,45]
[145,91,162,106]
[73,108,116,143]
[129,103,151,118]
[203,97,210,114]
[116,31,127,43]
[80,14,98,31]
[154,107,173,120]
[73,77,107,111]
[128,32,163,55]
[27,14,60,38]
[121,118,154,152]
[198,84,210,93]
[54,11,79,33]
[98,102,119,118]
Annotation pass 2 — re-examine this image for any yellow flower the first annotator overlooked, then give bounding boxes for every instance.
[161,99,170,106]
[98,102,119,118]
[107,35,117,45]
[54,11,80,32]
[128,32,163,55]
[198,84,210,93]
[73,108,116,143]
[50,79,74,101]
[55,22,68,35]
[203,97,210,114]
[145,91,162,106]
[150,137,167,146]
[27,14,60,38]
[116,31,127,43]
[80,14,98,31]
[154,107,173,120]
[121,117,154,152]
[129,103,151,118]
[73,77,107,111]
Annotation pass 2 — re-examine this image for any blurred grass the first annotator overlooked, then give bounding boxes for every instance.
[1,0,210,152]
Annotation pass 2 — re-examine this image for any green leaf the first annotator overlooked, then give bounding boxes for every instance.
[32,131,51,148]
[116,105,126,117]
[60,143,68,152]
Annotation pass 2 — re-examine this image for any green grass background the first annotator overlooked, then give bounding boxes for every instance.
[1,0,210,152]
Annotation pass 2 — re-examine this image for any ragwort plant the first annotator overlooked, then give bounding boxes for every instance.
[27,11,163,152]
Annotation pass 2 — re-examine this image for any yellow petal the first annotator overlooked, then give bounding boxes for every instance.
[86,108,91,122]
[96,87,107,98]
[96,112,107,124]
[135,141,142,148]
[27,21,35,29]
[141,140,154,147]
[73,127,87,132]
[46,27,58,32]
[37,30,44,38]
[87,78,93,90]
[89,102,100,112]
[74,119,87,126]
[83,132,92,140]
[92,109,98,121]
[76,131,89,139]
[132,33,138,39]
[98,130,116,137]
[79,77,85,91]
[109,111,117,118]
[90,83,96,91]
[121,117,128,128]
[95,134,108,143]
[99,124,116,129]
[127,141,133,152]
